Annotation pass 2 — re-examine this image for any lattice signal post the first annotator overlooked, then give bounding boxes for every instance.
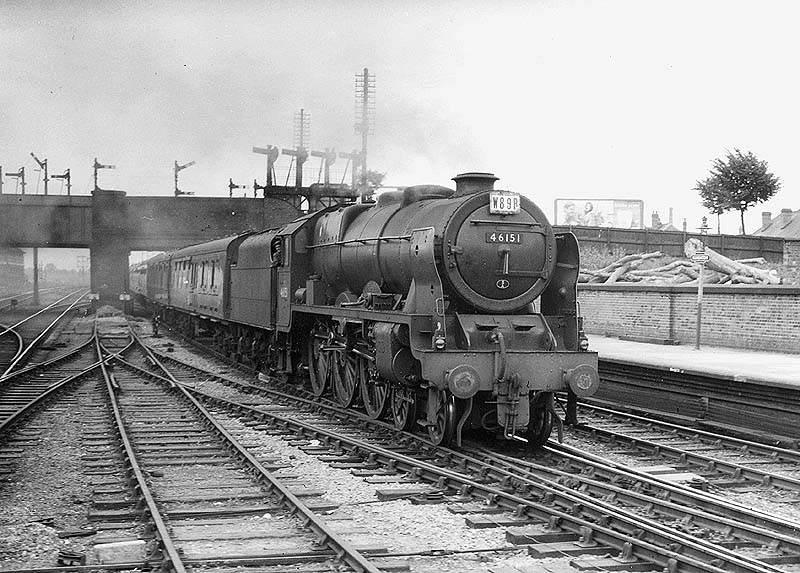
[355,67,375,198]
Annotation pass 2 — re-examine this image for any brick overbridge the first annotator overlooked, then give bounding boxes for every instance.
[0,186,350,306]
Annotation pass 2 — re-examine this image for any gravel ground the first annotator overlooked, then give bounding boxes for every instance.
[0,390,109,569]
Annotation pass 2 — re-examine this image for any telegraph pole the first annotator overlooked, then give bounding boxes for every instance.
[355,67,375,198]
[282,108,311,190]
[33,248,39,306]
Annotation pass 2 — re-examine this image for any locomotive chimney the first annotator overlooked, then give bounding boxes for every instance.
[452,172,498,197]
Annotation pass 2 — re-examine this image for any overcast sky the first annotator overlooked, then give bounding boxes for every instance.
[2,0,799,268]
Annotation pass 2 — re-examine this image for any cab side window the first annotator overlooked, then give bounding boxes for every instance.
[270,238,283,267]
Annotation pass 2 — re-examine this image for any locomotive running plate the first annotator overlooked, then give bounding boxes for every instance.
[489,191,520,214]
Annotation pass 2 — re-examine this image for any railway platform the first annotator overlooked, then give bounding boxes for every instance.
[588,334,800,390]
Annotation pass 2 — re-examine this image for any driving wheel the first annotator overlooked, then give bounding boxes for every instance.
[332,349,359,407]
[391,385,417,431]
[308,324,332,396]
[359,359,389,419]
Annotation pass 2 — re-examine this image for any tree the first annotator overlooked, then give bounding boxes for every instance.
[696,179,726,234]
[359,169,386,199]
[694,149,780,235]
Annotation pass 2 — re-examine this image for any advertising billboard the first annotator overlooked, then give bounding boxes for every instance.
[554,199,644,229]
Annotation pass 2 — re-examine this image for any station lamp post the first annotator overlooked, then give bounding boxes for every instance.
[693,216,710,350]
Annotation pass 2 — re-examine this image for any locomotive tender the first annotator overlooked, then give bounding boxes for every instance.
[131,172,599,448]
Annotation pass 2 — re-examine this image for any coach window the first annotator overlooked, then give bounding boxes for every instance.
[210,261,216,289]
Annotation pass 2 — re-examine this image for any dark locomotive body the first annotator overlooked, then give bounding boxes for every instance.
[131,172,599,448]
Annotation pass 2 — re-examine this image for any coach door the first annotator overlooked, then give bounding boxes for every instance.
[188,259,197,309]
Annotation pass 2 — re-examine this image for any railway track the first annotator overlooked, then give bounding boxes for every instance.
[4,316,800,572]
[0,287,66,312]
[571,404,800,493]
[134,326,800,573]
[3,315,402,571]
[0,316,97,436]
[594,359,800,447]
[0,289,88,376]
[101,326,389,573]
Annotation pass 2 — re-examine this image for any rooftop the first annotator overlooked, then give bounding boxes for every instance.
[755,208,800,238]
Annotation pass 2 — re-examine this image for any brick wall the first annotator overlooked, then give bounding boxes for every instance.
[785,240,800,268]
[578,284,800,354]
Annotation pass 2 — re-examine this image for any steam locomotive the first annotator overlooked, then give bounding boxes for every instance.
[130,172,599,448]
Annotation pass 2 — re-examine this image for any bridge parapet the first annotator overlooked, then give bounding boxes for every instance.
[0,190,302,306]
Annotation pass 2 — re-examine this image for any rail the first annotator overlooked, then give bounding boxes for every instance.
[95,326,187,573]
[0,289,89,377]
[129,327,384,573]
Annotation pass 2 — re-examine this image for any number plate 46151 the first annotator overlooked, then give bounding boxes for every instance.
[486,232,522,244]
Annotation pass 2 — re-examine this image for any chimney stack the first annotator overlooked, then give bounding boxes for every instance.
[452,172,498,197]
[668,207,673,225]
[651,211,661,229]
[761,211,772,228]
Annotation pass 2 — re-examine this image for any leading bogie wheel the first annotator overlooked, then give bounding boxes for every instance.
[525,392,555,449]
